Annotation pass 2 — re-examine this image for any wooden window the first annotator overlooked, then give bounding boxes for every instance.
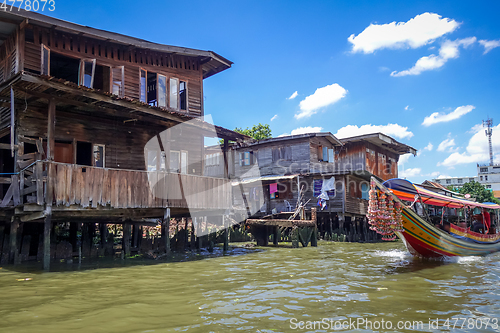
[361,183,369,200]
[181,150,188,174]
[169,78,179,109]
[140,68,147,103]
[239,151,253,166]
[318,145,323,161]
[41,44,50,75]
[111,66,124,97]
[170,150,180,173]
[272,146,292,162]
[328,149,334,163]
[79,59,96,88]
[322,147,328,162]
[157,74,167,107]
[93,144,105,168]
[180,81,187,110]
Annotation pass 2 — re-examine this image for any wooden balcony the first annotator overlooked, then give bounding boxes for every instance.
[1,161,232,219]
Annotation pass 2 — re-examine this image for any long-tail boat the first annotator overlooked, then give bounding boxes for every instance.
[369,177,500,258]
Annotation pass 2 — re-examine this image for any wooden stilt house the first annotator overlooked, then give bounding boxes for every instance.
[0,10,247,269]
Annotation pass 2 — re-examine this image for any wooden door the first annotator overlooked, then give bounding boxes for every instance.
[54,142,74,164]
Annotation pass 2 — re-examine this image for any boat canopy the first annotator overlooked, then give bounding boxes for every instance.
[383,178,500,210]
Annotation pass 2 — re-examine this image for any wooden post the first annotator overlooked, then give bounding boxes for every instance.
[223,215,229,252]
[291,227,299,248]
[100,223,107,255]
[123,222,131,257]
[9,217,19,264]
[43,207,51,271]
[47,99,56,161]
[273,226,279,246]
[190,218,195,250]
[10,87,15,157]
[311,207,318,247]
[223,139,229,179]
[163,208,171,254]
[195,217,202,251]
[184,217,188,250]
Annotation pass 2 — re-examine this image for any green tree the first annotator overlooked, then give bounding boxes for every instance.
[459,180,500,204]
[234,123,272,141]
[446,185,460,192]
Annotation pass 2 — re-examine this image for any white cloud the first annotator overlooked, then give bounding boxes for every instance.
[399,154,411,165]
[400,167,422,178]
[404,105,410,110]
[479,39,500,54]
[348,12,460,54]
[391,37,476,77]
[288,91,298,100]
[437,138,456,152]
[295,84,347,119]
[428,171,440,178]
[291,126,323,135]
[335,123,413,139]
[437,174,451,179]
[424,142,433,151]
[422,105,475,126]
[270,114,278,121]
[437,124,500,167]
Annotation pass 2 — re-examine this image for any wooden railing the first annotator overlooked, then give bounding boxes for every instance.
[1,161,232,210]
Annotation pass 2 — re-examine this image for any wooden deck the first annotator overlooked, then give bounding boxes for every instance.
[1,161,232,217]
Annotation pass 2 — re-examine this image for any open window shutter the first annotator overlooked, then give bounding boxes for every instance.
[322,147,328,162]
[79,59,96,88]
[157,74,167,107]
[140,68,147,103]
[111,66,125,97]
[328,149,334,163]
[41,45,50,75]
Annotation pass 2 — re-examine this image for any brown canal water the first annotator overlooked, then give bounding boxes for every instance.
[1,241,500,332]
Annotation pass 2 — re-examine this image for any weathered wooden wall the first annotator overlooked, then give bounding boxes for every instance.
[1,24,204,117]
[17,106,204,174]
[48,162,230,210]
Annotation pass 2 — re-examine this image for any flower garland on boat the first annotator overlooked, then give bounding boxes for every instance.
[367,180,404,241]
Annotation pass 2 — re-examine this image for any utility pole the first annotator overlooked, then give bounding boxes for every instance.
[483,117,494,166]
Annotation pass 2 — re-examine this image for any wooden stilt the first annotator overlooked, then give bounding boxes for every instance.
[196,217,202,251]
[223,215,229,252]
[9,217,19,264]
[163,208,171,255]
[292,227,299,248]
[273,226,279,246]
[123,222,131,257]
[184,217,188,250]
[190,218,195,250]
[43,209,51,271]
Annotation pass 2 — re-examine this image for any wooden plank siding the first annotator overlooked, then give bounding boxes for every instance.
[18,24,203,117]
[43,162,231,210]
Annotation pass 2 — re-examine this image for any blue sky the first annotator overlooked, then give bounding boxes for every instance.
[50,0,500,183]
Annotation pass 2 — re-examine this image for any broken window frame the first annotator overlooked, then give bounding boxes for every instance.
[93,144,105,168]
[79,58,96,88]
[41,44,50,75]
[140,68,147,103]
